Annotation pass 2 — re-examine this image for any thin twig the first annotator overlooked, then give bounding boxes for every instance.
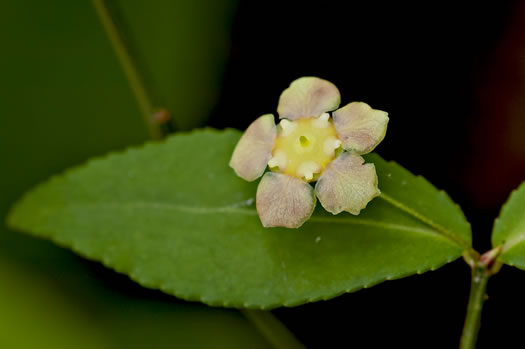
[92,0,162,140]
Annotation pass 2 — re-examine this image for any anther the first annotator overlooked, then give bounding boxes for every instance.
[323,137,342,156]
[313,113,330,128]
[296,161,321,181]
[279,119,297,136]
[268,150,288,170]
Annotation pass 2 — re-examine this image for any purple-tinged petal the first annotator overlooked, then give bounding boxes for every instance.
[256,172,316,228]
[333,102,389,155]
[277,77,340,120]
[315,152,379,215]
[230,114,276,181]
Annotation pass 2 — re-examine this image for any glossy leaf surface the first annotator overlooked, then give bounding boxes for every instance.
[8,129,472,309]
[492,182,525,268]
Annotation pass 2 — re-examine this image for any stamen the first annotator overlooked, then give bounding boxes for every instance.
[279,119,297,136]
[323,137,342,156]
[313,112,330,128]
[296,161,321,181]
[268,150,288,170]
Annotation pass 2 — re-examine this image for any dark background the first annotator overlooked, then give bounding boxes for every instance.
[2,1,525,348]
[211,1,525,347]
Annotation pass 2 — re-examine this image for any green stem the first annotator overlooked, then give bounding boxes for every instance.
[91,0,162,140]
[241,310,306,349]
[459,265,490,349]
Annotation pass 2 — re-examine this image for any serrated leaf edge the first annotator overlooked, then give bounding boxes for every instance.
[6,128,467,309]
[493,182,525,257]
[374,158,472,249]
[379,193,470,248]
[4,219,463,310]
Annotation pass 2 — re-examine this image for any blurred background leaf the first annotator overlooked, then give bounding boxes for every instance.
[0,258,110,349]
[0,0,271,348]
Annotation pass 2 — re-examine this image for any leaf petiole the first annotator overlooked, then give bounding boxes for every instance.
[459,246,502,349]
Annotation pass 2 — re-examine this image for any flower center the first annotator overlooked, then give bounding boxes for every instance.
[299,135,309,147]
[268,113,342,182]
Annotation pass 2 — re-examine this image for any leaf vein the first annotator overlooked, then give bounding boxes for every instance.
[379,193,469,248]
[45,201,451,240]
[501,232,525,253]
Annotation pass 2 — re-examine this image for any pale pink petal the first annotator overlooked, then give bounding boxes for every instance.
[315,152,380,215]
[229,114,276,181]
[333,102,389,154]
[277,77,340,120]
[256,172,316,228]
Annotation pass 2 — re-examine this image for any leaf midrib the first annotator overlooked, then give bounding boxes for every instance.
[379,193,470,248]
[33,200,458,243]
[500,230,525,253]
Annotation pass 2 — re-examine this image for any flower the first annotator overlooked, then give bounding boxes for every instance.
[230,77,389,228]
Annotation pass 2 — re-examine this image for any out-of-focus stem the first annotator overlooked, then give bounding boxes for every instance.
[92,0,162,140]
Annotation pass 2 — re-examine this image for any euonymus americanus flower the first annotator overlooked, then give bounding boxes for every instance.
[230,77,389,228]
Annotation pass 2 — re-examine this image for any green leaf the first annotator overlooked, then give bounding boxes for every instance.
[7,129,471,309]
[492,182,525,268]
[364,153,472,248]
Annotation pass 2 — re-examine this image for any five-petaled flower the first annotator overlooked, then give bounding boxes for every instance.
[230,77,389,228]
